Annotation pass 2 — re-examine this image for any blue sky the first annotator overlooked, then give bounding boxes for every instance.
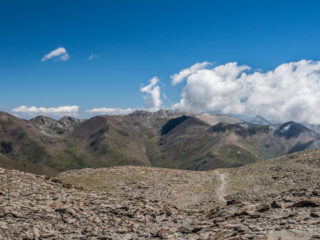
[2,0,320,121]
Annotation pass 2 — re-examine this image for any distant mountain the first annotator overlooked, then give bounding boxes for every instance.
[31,115,83,135]
[194,113,251,127]
[250,115,272,125]
[303,123,320,134]
[1,110,320,176]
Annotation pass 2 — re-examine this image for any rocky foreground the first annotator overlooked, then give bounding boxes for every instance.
[1,150,320,239]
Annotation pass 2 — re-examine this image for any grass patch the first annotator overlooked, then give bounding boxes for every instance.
[216,144,257,165]
[145,128,156,139]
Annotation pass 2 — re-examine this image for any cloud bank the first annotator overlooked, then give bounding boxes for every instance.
[140,77,162,111]
[87,107,135,115]
[172,60,320,124]
[41,47,69,62]
[12,105,79,117]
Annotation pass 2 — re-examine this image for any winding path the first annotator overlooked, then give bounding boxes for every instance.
[215,170,227,202]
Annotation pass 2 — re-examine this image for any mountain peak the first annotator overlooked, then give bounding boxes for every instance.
[30,115,81,135]
[129,110,153,117]
[275,121,317,139]
[251,115,272,125]
[59,116,83,127]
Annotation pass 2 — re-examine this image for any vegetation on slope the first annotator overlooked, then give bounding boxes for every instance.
[1,110,320,176]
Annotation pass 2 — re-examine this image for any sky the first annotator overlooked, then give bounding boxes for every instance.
[2,0,320,123]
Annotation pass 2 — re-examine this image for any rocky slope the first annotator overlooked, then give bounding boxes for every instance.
[30,115,83,135]
[1,149,320,239]
[1,110,320,175]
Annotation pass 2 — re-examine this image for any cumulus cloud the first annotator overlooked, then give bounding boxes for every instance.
[140,77,162,111]
[12,105,79,117]
[86,107,135,115]
[172,60,320,124]
[41,47,69,62]
[171,61,210,85]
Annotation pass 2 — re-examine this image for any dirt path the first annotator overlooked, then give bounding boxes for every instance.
[215,170,227,202]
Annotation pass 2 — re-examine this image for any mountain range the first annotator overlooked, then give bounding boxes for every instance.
[1,110,320,176]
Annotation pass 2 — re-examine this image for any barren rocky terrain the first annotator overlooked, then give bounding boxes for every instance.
[1,149,320,239]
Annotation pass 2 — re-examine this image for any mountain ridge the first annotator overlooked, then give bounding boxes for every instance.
[251,115,272,125]
[1,110,320,176]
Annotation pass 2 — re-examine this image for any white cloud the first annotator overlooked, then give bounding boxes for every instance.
[172,60,320,124]
[171,61,210,85]
[12,105,79,117]
[41,47,69,62]
[140,77,162,111]
[86,107,135,115]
